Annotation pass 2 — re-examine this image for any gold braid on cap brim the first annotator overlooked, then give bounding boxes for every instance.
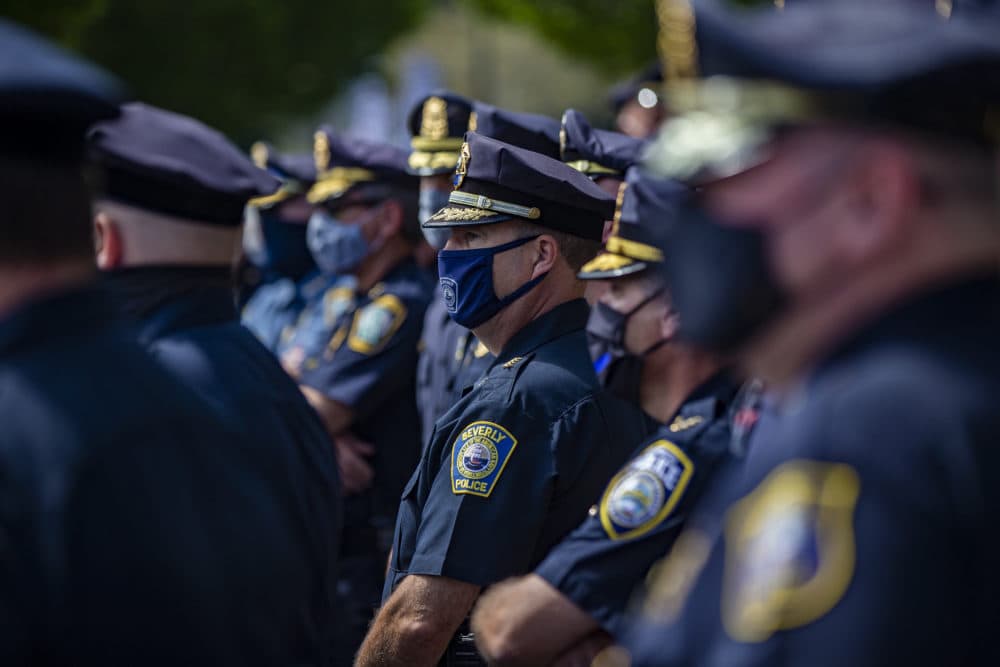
[428,206,499,222]
[606,235,664,262]
[306,167,377,204]
[408,150,461,171]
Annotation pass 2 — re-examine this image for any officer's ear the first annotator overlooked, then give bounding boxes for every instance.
[530,234,558,280]
[836,137,920,264]
[93,211,124,269]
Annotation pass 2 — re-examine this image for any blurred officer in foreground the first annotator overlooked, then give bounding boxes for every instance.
[407,91,494,446]
[607,61,667,139]
[618,1,1000,665]
[241,142,324,351]
[471,168,741,666]
[356,133,650,667]
[0,22,322,665]
[87,102,341,663]
[283,129,431,663]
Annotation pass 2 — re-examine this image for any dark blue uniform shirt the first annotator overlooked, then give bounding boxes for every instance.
[242,271,328,353]
[416,290,494,447]
[384,299,654,599]
[534,372,739,638]
[622,277,1000,667]
[0,286,324,665]
[114,269,342,666]
[282,259,433,535]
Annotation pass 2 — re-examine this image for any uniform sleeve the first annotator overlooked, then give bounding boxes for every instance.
[405,397,556,587]
[298,292,423,420]
[536,421,731,637]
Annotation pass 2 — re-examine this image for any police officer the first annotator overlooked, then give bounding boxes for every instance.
[87,102,341,664]
[241,141,325,352]
[0,22,326,665]
[356,132,650,667]
[407,91,494,447]
[470,168,742,665]
[282,128,432,663]
[607,61,667,139]
[619,1,1000,665]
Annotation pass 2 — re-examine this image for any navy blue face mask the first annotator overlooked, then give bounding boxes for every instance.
[438,234,547,329]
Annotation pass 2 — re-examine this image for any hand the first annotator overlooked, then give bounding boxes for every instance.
[333,432,375,495]
[552,632,616,667]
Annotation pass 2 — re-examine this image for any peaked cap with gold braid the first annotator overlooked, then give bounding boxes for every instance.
[560,108,649,178]
[579,167,686,280]
[405,90,474,176]
[647,0,1000,185]
[307,126,417,206]
[247,141,317,210]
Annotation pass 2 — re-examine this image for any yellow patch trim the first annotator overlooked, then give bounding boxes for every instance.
[450,420,518,498]
[606,235,664,263]
[722,460,861,643]
[642,528,713,624]
[347,294,407,355]
[599,439,695,541]
[322,286,356,328]
[326,325,348,356]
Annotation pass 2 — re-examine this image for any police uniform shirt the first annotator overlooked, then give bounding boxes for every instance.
[0,287,324,664]
[621,278,1000,667]
[384,299,652,598]
[116,271,342,663]
[533,372,739,638]
[416,289,494,447]
[242,270,327,353]
[284,258,433,522]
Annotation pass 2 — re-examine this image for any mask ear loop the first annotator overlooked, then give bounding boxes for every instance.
[628,286,673,357]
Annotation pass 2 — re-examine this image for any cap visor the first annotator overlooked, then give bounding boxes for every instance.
[578,252,647,280]
[423,204,514,228]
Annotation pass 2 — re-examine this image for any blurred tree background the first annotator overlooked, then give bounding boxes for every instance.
[2,0,657,144]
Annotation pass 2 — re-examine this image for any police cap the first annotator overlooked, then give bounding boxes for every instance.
[406,90,474,176]
[560,108,649,178]
[248,142,317,210]
[307,127,417,207]
[646,0,1000,183]
[87,102,280,226]
[0,19,124,159]
[579,167,686,280]
[468,101,562,159]
[424,131,614,241]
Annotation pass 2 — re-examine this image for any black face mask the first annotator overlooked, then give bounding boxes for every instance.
[661,200,787,354]
[586,288,666,406]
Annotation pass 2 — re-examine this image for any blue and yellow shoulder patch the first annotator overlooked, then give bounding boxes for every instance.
[451,421,518,498]
[599,439,694,541]
[722,460,860,643]
[348,294,406,354]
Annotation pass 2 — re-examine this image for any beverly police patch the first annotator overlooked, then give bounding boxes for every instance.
[347,294,406,354]
[451,421,517,498]
[721,460,861,643]
[599,439,694,541]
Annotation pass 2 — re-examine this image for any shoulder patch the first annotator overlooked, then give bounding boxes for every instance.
[641,528,713,624]
[322,286,356,328]
[451,421,518,497]
[599,439,695,541]
[347,294,407,354]
[722,460,860,643]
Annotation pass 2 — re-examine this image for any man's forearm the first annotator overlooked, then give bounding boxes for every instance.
[356,574,479,667]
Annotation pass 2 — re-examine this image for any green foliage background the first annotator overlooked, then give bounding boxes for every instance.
[3,0,657,142]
